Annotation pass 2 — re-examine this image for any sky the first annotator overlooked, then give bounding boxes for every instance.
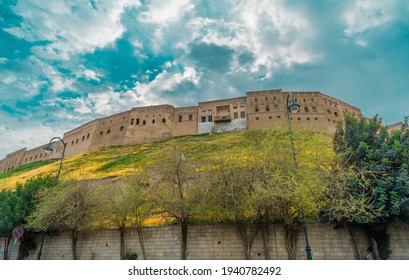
[0,0,408,159]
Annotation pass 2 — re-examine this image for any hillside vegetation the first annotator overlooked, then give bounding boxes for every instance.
[0,129,333,191]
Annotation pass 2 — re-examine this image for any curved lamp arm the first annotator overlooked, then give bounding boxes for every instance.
[44,137,67,183]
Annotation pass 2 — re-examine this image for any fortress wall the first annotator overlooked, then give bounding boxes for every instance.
[124,105,174,145]
[0,148,26,173]
[64,120,99,158]
[0,89,365,174]
[89,111,131,150]
[19,223,409,260]
[21,144,52,166]
[171,106,198,137]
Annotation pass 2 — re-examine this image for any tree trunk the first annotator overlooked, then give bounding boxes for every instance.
[370,236,380,260]
[137,227,147,260]
[181,221,188,260]
[260,223,270,260]
[120,225,125,259]
[3,237,11,260]
[348,226,361,260]
[237,222,259,260]
[284,226,298,260]
[71,229,78,260]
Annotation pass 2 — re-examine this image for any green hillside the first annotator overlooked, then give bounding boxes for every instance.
[0,129,334,191]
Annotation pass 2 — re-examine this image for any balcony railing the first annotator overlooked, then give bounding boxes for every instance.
[214,115,231,123]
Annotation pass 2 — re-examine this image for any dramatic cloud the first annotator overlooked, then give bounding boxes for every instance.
[5,0,141,60]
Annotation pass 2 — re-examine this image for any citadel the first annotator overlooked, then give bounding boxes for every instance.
[0,88,361,174]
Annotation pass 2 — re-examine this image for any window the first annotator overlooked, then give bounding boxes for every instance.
[266,105,270,112]
[304,107,309,113]
[152,119,155,124]
[202,116,206,122]
[240,111,245,118]
[162,118,166,123]
[327,109,331,114]
[277,115,281,119]
[107,129,111,134]
[136,119,140,125]
[143,120,146,125]
[76,139,79,144]
[35,155,37,159]
[25,158,28,162]
[256,117,259,120]
[265,96,268,100]
[189,114,193,121]
[307,117,310,120]
[255,106,259,112]
[208,115,213,122]
[130,119,134,125]
[100,131,103,136]
[334,112,339,117]
[120,126,124,131]
[269,116,272,119]
[274,105,279,111]
[255,97,258,101]
[179,115,183,122]
[312,107,317,113]
[315,117,318,120]
[233,106,237,109]
[72,141,74,145]
[298,117,301,121]
[82,136,85,141]
[234,112,238,119]
[87,133,90,139]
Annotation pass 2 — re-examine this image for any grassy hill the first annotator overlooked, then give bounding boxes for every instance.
[0,129,334,191]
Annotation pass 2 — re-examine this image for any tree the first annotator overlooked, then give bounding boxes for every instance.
[0,175,56,260]
[0,190,22,260]
[203,157,262,259]
[14,175,57,259]
[98,172,153,259]
[326,115,409,259]
[28,179,99,260]
[150,145,200,260]
[203,130,330,259]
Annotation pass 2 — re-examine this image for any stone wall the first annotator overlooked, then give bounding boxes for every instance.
[8,223,408,260]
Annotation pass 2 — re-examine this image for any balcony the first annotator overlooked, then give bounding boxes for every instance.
[214,115,231,123]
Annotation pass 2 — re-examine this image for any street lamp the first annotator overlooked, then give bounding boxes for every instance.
[36,136,67,260]
[285,92,313,260]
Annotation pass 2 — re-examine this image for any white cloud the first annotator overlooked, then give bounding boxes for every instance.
[29,56,75,93]
[133,66,200,99]
[181,0,318,77]
[343,0,396,37]
[0,112,65,159]
[75,66,102,82]
[5,0,141,60]
[139,0,194,24]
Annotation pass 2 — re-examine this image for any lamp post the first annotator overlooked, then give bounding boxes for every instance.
[285,92,313,260]
[36,137,67,260]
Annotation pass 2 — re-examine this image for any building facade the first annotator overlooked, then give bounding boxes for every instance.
[0,89,361,173]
